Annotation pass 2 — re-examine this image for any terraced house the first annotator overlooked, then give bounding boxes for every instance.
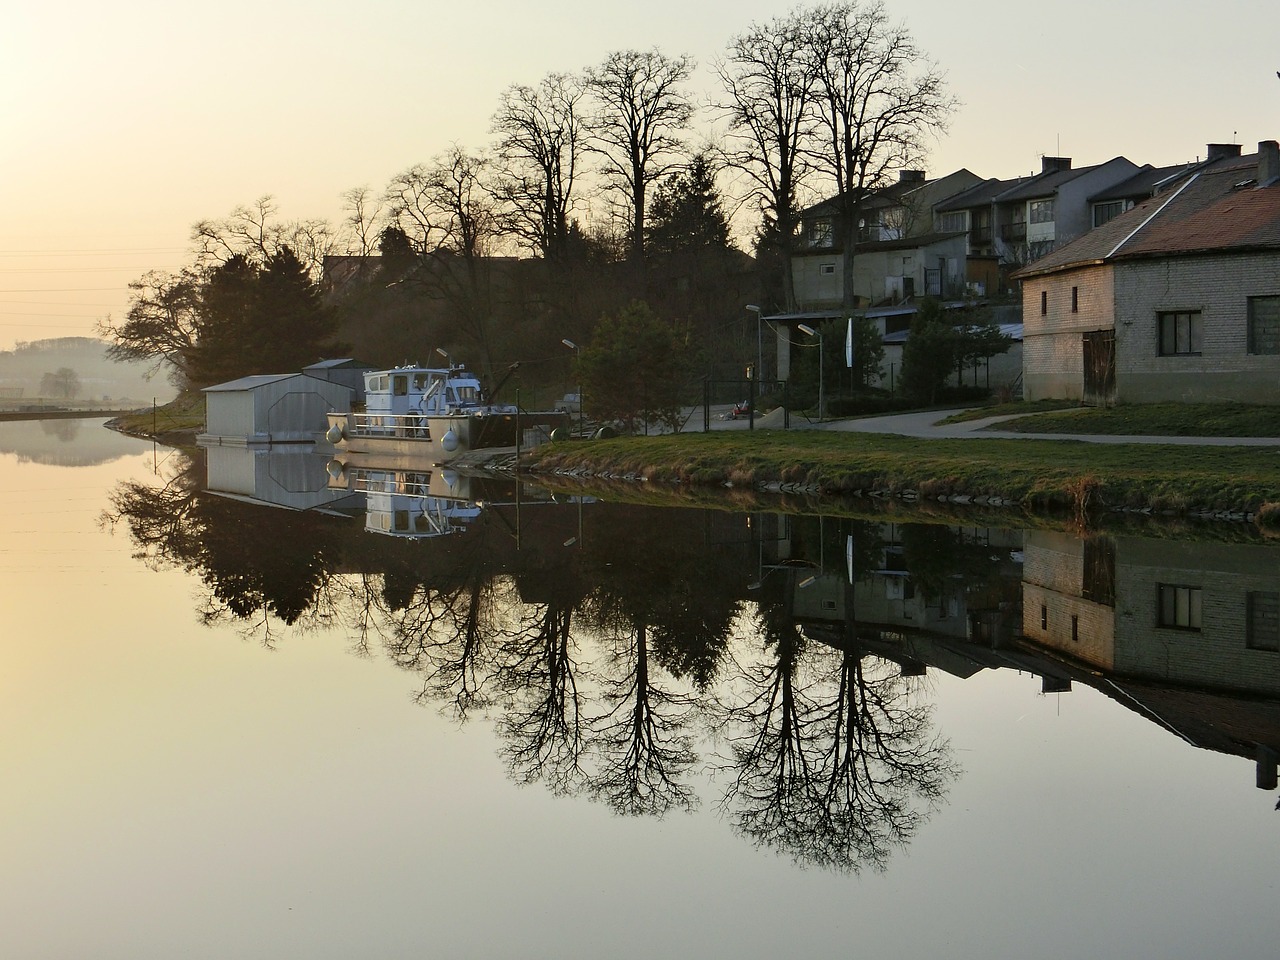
[1013,142,1280,405]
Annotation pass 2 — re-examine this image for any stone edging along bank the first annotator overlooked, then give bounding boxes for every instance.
[524,463,1267,527]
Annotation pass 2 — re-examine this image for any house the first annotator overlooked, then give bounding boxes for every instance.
[990,155,1141,265]
[792,168,986,311]
[1014,141,1280,405]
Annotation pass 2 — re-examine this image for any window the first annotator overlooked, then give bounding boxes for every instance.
[1158,310,1202,356]
[1158,584,1202,630]
[1247,591,1280,651]
[1040,604,1048,630]
[819,263,836,276]
[1071,615,1079,643]
[1030,199,1055,224]
[1093,200,1126,228]
[1071,286,1079,313]
[938,211,966,232]
[1247,296,1280,355]
[808,217,833,248]
[1040,290,1048,316]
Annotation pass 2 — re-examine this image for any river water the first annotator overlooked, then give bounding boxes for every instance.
[1,419,1278,959]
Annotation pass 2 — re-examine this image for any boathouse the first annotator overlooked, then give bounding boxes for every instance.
[199,373,353,446]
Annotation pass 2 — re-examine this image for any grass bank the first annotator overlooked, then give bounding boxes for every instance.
[524,430,1280,522]
[106,392,205,441]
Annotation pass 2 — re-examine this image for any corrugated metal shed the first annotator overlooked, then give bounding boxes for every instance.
[201,373,353,445]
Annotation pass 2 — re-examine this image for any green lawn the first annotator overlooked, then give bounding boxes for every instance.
[974,401,1280,437]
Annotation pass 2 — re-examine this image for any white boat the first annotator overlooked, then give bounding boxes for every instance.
[324,363,568,464]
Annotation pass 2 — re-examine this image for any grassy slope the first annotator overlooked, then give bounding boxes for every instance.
[525,430,1280,517]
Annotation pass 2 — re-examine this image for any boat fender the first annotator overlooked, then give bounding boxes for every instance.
[440,429,460,452]
[326,459,346,481]
[325,423,345,444]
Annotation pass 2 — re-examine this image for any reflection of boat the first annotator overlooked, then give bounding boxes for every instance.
[334,466,485,538]
[324,364,568,464]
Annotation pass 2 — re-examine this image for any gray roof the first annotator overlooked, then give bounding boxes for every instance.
[1013,151,1280,279]
[203,373,310,392]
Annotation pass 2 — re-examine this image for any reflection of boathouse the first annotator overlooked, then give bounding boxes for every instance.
[1021,531,1280,789]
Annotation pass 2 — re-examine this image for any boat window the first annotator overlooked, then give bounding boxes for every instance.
[393,375,408,396]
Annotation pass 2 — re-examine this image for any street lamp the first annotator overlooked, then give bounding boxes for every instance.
[745,304,763,385]
[797,323,824,421]
[746,305,762,430]
[561,338,581,436]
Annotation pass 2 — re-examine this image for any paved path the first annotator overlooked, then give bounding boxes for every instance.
[793,409,1280,446]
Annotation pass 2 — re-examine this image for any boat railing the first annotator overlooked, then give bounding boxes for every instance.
[350,412,431,438]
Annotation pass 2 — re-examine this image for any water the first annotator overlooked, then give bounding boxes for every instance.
[1,420,1278,959]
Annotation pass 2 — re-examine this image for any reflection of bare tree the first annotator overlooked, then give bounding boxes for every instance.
[495,601,588,796]
[101,451,347,645]
[587,622,697,817]
[715,610,957,873]
[383,576,502,719]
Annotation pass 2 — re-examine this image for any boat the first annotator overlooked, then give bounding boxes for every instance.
[324,363,569,465]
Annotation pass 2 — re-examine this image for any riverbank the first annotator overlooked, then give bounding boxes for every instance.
[523,429,1280,525]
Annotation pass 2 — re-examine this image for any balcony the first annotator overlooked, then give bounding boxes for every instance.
[1000,222,1027,243]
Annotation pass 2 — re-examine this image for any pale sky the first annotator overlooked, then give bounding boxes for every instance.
[2,0,1277,351]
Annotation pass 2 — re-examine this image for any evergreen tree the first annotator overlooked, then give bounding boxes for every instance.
[898,298,958,404]
[645,154,731,258]
[577,300,695,433]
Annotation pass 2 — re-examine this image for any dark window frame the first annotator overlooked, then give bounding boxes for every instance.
[1157,310,1202,356]
[1157,583,1203,631]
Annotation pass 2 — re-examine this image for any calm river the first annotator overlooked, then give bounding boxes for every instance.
[2,419,1278,959]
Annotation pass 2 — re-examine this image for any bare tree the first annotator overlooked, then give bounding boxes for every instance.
[339,185,388,259]
[716,10,819,310]
[804,1,956,312]
[587,48,695,265]
[191,195,337,277]
[491,73,588,262]
[97,268,203,385]
[39,367,81,399]
[384,146,504,372]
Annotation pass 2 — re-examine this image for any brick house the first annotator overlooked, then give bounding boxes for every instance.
[1013,141,1280,404]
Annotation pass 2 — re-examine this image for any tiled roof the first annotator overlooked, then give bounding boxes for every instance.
[1013,151,1280,278]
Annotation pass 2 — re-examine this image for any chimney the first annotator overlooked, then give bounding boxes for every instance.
[897,170,926,184]
[1207,143,1242,161]
[1258,141,1280,186]
[1041,156,1072,174]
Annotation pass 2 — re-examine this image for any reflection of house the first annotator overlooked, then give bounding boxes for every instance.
[1014,141,1280,404]
[1020,529,1280,788]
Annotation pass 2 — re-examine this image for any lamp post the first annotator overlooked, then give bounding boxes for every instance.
[798,323,823,421]
[745,304,763,384]
[561,338,581,436]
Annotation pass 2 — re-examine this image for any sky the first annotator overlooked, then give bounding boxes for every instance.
[2,0,1277,351]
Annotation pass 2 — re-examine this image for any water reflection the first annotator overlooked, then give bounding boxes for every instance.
[0,416,149,465]
[101,448,1280,872]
